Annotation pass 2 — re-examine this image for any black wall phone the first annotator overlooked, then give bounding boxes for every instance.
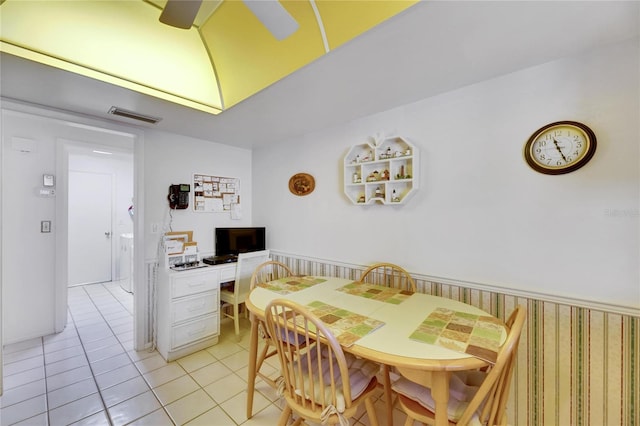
[168,184,190,209]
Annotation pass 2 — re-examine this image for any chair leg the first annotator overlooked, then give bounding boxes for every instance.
[278,405,292,426]
[365,396,379,426]
[233,303,240,337]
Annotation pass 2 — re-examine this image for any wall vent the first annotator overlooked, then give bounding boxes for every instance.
[108,107,162,124]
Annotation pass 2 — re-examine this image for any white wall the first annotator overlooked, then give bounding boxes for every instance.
[252,39,640,311]
[1,108,253,344]
[141,130,253,261]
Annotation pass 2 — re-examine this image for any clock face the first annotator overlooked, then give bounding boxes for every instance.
[524,121,596,175]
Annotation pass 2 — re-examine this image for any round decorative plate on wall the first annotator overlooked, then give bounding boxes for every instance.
[288,173,315,196]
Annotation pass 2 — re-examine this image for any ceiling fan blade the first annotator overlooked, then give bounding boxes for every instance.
[159,0,203,29]
[241,0,299,40]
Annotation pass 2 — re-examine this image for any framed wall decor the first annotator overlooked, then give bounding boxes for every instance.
[289,173,315,196]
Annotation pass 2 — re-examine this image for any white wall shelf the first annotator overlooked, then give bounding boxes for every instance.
[343,136,418,205]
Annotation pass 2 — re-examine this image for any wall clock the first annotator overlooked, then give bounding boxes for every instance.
[288,173,315,196]
[523,121,597,175]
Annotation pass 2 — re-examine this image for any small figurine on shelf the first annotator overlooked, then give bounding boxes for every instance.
[374,186,384,198]
[385,147,391,159]
[392,189,400,202]
[405,148,411,156]
[355,154,360,163]
[358,195,366,203]
[382,169,390,180]
[352,172,360,183]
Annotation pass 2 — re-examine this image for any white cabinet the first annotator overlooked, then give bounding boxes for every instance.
[344,136,418,205]
[157,264,235,361]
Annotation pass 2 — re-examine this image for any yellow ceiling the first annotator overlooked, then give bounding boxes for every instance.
[0,0,417,115]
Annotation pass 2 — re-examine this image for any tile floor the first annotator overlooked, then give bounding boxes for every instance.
[1,281,409,426]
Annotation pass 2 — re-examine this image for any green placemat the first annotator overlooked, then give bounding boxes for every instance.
[336,282,413,304]
[299,301,385,347]
[258,276,326,294]
[409,307,506,363]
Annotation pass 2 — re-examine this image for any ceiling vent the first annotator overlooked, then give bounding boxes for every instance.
[108,107,162,124]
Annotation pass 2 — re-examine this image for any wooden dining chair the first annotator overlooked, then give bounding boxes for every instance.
[265,299,380,426]
[219,249,270,337]
[359,262,417,292]
[248,260,294,390]
[393,305,527,426]
[359,262,416,426]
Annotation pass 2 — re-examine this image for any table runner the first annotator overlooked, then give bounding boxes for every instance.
[335,282,413,304]
[297,301,385,347]
[258,276,326,294]
[409,307,506,363]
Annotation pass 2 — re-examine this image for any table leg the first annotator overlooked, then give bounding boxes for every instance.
[246,316,260,419]
[431,371,451,426]
[383,364,393,426]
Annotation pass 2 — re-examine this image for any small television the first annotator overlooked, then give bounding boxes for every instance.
[215,227,266,257]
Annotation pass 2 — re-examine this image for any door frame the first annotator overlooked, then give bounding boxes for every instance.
[53,121,146,351]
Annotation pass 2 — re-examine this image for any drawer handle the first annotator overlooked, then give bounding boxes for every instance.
[188,303,206,312]
[188,281,206,287]
[188,326,206,336]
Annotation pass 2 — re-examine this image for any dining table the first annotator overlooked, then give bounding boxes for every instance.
[244,276,507,426]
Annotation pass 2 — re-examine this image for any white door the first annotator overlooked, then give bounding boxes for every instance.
[68,171,112,286]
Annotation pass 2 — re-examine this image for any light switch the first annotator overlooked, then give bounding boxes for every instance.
[41,221,51,233]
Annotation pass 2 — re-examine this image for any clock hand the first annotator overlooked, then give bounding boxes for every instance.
[553,138,568,162]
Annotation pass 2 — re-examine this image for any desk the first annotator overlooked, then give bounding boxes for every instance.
[246,276,504,426]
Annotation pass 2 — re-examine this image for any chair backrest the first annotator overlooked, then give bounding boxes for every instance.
[265,299,355,418]
[249,260,293,290]
[359,262,416,292]
[233,250,270,299]
[457,305,527,425]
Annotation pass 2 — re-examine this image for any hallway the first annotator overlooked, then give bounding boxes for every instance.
[0,282,288,425]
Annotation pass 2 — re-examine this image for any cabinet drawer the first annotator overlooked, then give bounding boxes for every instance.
[172,292,218,324]
[219,265,236,283]
[171,315,218,349]
[172,270,219,298]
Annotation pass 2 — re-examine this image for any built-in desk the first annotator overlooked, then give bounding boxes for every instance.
[157,262,236,361]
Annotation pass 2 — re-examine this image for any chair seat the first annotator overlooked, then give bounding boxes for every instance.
[392,370,487,423]
[291,346,379,413]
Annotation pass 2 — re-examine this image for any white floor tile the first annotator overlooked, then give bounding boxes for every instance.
[143,363,186,389]
[134,353,168,375]
[12,412,49,426]
[126,408,173,426]
[47,377,98,409]
[152,374,200,406]
[48,393,104,425]
[0,394,47,425]
[3,366,45,391]
[164,389,216,425]
[3,355,45,377]
[107,390,162,426]
[221,390,271,425]
[0,378,46,409]
[69,410,111,426]
[95,363,141,390]
[185,406,237,425]
[203,372,246,403]
[46,365,93,391]
[189,361,233,388]
[175,350,217,373]
[89,352,133,376]
[101,376,151,408]
[3,346,44,364]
